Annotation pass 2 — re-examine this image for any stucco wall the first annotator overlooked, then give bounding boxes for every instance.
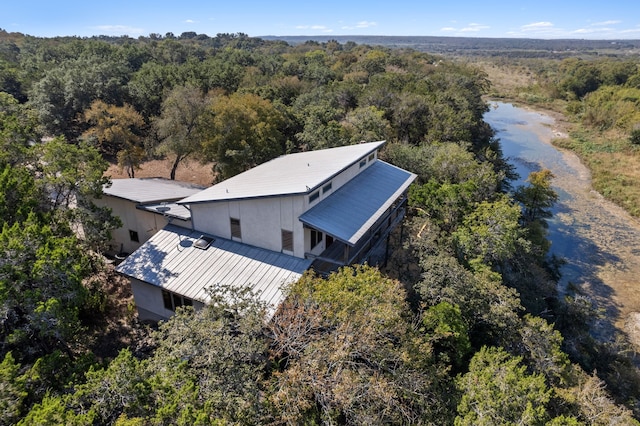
[94,196,191,254]
[187,152,378,259]
[131,278,205,322]
[191,195,307,257]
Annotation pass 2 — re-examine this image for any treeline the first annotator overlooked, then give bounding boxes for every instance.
[489,56,640,135]
[264,35,640,59]
[1,30,640,424]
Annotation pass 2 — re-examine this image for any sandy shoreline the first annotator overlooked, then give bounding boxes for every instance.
[489,101,640,346]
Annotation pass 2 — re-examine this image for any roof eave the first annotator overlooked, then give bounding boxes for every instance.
[178,191,308,205]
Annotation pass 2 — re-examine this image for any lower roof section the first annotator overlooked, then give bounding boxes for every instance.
[299,160,416,246]
[116,224,312,309]
[136,202,192,221]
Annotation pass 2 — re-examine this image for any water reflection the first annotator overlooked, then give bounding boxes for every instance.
[485,102,640,337]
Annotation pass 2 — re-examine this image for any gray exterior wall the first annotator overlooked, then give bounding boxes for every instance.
[131,278,205,322]
[187,153,377,260]
[94,196,192,254]
[190,195,307,257]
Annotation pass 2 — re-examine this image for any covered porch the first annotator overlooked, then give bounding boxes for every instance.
[299,160,415,276]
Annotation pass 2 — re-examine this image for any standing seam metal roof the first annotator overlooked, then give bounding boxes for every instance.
[179,141,386,204]
[103,178,205,203]
[115,224,312,309]
[299,160,416,246]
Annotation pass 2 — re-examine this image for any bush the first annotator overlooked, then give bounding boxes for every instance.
[630,127,640,145]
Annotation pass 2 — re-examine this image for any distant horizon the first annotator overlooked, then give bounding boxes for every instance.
[4,28,640,43]
[4,1,640,41]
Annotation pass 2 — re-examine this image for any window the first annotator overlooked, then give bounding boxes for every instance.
[359,159,367,168]
[309,191,320,203]
[162,290,172,310]
[282,229,293,252]
[368,153,375,162]
[129,229,139,242]
[311,229,323,249]
[322,182,332,194]
[162,290,193,312]
[230,218,241,239]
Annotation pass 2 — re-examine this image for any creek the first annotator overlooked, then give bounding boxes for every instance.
[484,102,640,342]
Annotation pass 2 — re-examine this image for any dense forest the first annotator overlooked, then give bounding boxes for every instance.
[264,35,640,59]
[1,29,640,424]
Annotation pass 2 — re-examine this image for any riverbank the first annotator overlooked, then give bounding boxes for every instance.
[486,102,640,348]
[490,96,640,219]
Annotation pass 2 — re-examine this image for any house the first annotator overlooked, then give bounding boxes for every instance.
[95,177,204,255]
[116,141,417,321]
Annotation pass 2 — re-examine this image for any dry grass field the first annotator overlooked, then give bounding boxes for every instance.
[106,158,215,187]
[554,129,640,218]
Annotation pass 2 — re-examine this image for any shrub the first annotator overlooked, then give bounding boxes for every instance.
[630,127,640,145]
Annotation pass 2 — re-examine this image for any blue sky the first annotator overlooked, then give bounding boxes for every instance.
[4,1,640,39]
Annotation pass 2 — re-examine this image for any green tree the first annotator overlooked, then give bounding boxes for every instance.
[269,266,449,424]
[151,85,211,180]
[558,58,602,99]
[17,394,94,426]
[127,61,180,118]
[82,100,145,157]
[68,349,149,424]
[28,57,130,139]
[0,164,41,226]
[453,196,528,271]
[391,92,431,144]
[422,302,472,369]
[513,169,558,259]
[342,105,392,143]
[0,92,39,166]
[514,169,558,227]
[0,352,27,425]
[202,92,286,180]
[37,137,119,251]
[518,315,571,386]
[455,346,551,425]
[0,214,91,361]
[414,252,523,347]
[145,284,270,423]
[293,86,349,150]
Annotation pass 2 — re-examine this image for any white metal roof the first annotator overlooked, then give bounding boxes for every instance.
[116,224,312,309]
[103,178,205,203]
[299,160,416,246]
[136,203,192,221]
[179,141,386,204]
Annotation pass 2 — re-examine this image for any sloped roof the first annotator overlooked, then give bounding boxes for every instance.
[299,160,416,246]
[136,203,192,221]
[103,178,205,204]
[179,141,386,204]
[116,224,312,309]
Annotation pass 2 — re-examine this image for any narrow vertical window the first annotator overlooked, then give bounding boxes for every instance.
[282,230,294,252]
[162,290,173,310]
[310,229,323,249]
[172,293,183,308]
[230,218,241,239]
[129,229,139,242]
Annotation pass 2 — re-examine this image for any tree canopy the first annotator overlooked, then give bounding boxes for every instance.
[1,31,639,424]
